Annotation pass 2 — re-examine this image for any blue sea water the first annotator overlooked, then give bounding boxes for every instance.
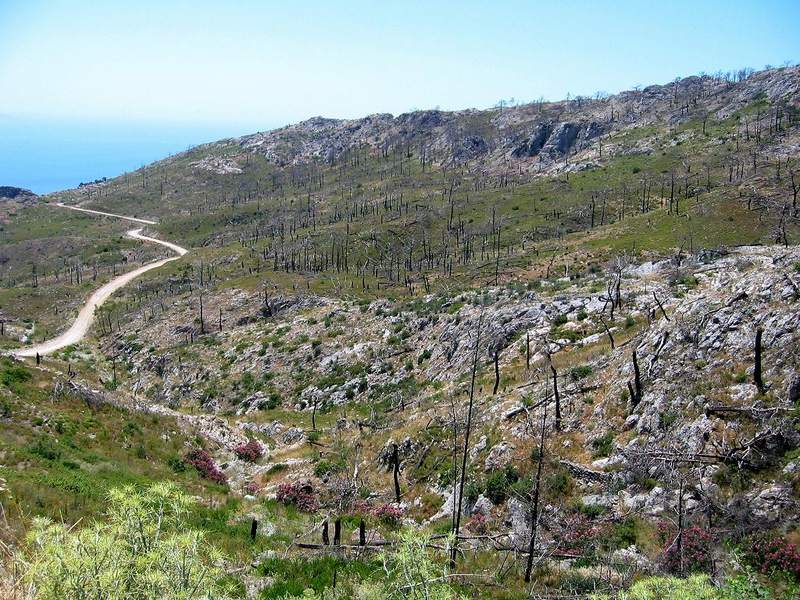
[0,116,264,195]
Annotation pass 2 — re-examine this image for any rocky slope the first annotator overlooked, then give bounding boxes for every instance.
[233,67,800,175]
[3,65,800,598]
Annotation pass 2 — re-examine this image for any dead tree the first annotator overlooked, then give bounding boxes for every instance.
[392,443,401,503]
[198,293,205,335]
[628,350,643,407]
[493,350,501,395]
[450,313,483,569]
[652,291,670,321]
[599,316,615,349]
[551,365,562,432]
[754,327,764,392]
[526,331,531,370]
[524,405,547,583]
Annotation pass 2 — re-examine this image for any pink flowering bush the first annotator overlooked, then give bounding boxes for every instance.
[234,439,264,462]
[184,448,227,485]
[372,503,403,525]
[349,499,372,516]
[466,512,489,535]
[557,514,608,553]
[748,535,800,580]
[276,482,319,512]
[244,480,262,496]
[658,522,712,574]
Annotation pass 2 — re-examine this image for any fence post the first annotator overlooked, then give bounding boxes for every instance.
[333,518,341,545]
[250,518,258,541]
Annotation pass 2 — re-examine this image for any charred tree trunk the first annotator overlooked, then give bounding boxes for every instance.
[551,365,561,432]
[526,331,531,370]
[250,519,258,541]
[493,350,500,395]
[322,520,329,545]
[524,405,547,583]
[629,350,643,407]
[450,313,483,570]
[754,327,764,392]
[392,443,401,503]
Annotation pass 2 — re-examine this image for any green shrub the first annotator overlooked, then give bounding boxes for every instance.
[19,482,232,599]
[28,437,62,461]
[591,432,615,458]
[607,517,638,549]
[1,364,32,393]
[570,365,593,381]
[591,574,719,599]
[313,459,345,479]
[546,468,572,497]
[484,465,520,504]
[167,456,187,473]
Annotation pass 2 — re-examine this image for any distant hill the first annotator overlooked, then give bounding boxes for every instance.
[0,186,37,201]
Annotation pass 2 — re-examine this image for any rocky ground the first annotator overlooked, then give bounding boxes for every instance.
[84,241,799,571]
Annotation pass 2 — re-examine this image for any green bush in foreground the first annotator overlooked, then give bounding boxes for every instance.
[280,530,464,600]
[19,482,232,600]
[592,575,719,599]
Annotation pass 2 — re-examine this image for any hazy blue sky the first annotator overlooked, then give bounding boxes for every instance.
[2,0,798,128]
[0,1,798,193]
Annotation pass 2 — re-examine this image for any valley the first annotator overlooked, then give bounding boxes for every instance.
[1,66,799,599]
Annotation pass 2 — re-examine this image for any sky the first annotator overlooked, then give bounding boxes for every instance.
[0,0,798,192]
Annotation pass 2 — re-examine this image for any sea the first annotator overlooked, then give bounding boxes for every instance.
[0,116,264,195]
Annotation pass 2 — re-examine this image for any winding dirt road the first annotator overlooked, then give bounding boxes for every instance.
[13,205,188,358]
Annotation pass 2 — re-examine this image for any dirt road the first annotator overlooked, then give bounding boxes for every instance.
[12,205,187,357]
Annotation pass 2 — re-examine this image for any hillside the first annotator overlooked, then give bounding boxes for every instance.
[1,66,800,599]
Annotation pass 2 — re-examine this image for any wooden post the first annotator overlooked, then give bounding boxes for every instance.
[250,518,258,541]
[322,520,329,545]
[359,519,366,546]
[333,518,341,545]
[36,352,40,365]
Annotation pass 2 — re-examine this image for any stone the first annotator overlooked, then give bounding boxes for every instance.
[747,483,796,522]
[471,494,494,516]
[485,441,515,471]
[503,497,530,549]
[470,435,488,461]
[611,545,654,573]
[281,427,305,445]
